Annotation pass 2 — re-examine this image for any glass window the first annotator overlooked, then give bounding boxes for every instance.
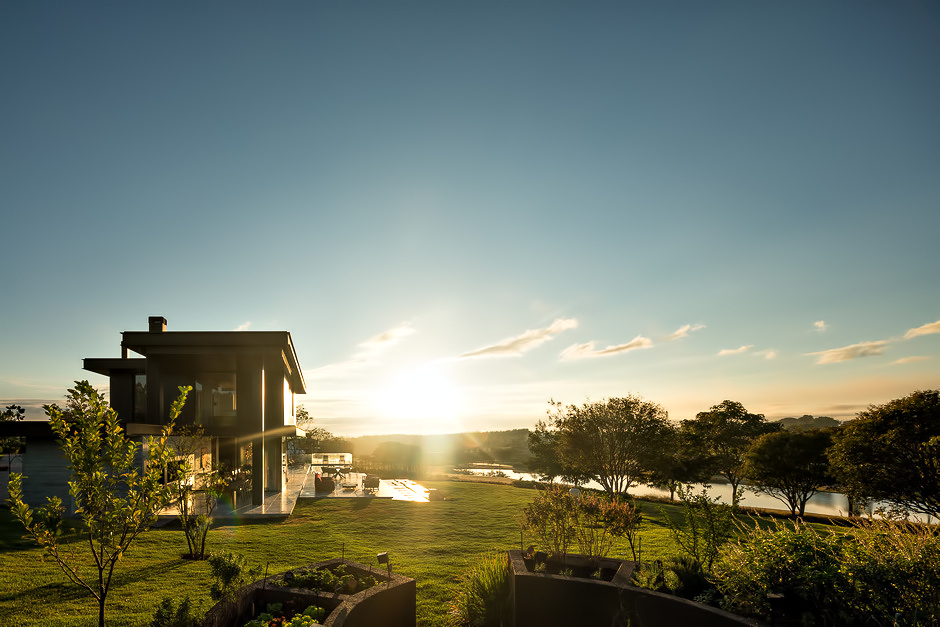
[194,373,237,425]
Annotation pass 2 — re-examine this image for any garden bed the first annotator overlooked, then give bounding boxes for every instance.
[201,558,415,627]
[508,551,760,627]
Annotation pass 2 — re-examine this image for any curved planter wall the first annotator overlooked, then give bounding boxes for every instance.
[508,551,762,627]
[201,558,415,627]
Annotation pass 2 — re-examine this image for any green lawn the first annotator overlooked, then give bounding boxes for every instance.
[0,480,715,626]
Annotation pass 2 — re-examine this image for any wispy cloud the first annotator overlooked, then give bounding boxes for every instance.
[814,320,827,332]
[665,323,705,340]
[235,321,251,331]
[357,323,415,357]
[891,356,929,365]
[904,320,940,340]
[307,323,415,378]
[560,335,653,360]
[718,345,753,356]
[461,318,577,358]
[808,340,888,364]
[756,349,778,360]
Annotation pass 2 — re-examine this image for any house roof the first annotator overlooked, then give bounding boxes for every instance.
[120,330,306,393]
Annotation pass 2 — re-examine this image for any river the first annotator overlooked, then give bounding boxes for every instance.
[459,468,927,521]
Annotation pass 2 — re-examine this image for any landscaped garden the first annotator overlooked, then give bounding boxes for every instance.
[0,479,692,627]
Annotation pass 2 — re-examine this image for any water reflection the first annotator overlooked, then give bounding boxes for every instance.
[461,469,867,518]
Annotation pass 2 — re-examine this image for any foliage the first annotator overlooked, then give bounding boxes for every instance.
[290,406,349,456]
[631,556,712,600]
[712,517,940,625]
[544,396,673,496]
[169,425,230,559]
[525,421,588,484]
[645,420,712,500]
[0,404,25,455]
[8,381,190,627]
[571,491,642,562]
[661,484,735,571]
[207,551,262,602]
[244,604,326,627]
[521,484,643,562]
[829,389,940,519]
[150,596,200,627]
[276,563,377,594]
[680,400,780,502]
[743,428,833,516]
[448,551,512,627]
[520,484,576,558]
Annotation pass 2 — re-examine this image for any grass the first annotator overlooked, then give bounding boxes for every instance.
[0,479,807,626]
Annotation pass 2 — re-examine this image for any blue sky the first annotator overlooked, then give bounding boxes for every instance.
[2,1,938,436]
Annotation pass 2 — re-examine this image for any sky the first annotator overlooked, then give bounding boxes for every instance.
[2,1,939,437]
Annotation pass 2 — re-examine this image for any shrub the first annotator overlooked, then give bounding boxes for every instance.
[520,485,576,558]
[631,557,712,600]
[150,596,200,627]
[662,484,735,571]
[207,551,261,602]
[711,517,940,625]
[448,552,512,627]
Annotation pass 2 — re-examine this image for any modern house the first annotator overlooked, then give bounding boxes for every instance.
[9,317,306,509]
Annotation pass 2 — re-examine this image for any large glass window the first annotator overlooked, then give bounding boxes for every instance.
[194,373,237,425]
[134,374,147,422]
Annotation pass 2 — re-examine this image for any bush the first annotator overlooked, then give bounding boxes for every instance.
[711,518,940,625]
[631,556,713,600]
[150,596,200,627]
[207,551,261,602]
[662,484,735,571]
[448,552,512,627]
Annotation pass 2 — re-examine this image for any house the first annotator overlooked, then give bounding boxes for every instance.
[10,317,306,509]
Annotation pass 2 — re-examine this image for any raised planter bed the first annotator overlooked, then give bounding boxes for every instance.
[508,550,761,627]
[201,558,415,627]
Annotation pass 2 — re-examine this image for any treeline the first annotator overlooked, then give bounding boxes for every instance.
[526,390,940,520]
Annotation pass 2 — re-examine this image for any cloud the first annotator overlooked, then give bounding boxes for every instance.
[307,323,415,379]
[904,320,940,340]
[560,335,653,360]
[808,340,888,364]
[756,349,778,360]
[718,345,753,356]
[891,356,929,365]
[665,324,705,340]
[461,318,577,358]
[357,323,415,356]
[814,320,827,331]
[235,321,251,331]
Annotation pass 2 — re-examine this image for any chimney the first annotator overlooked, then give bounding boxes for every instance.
[148,316,167,333]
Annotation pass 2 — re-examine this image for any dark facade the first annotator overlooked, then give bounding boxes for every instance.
[83,316,306,506]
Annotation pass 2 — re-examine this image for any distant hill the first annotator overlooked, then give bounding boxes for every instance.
[773,415,842,431]
[348,429,531,467]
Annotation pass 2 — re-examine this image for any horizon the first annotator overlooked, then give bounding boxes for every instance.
[2,2,938,437]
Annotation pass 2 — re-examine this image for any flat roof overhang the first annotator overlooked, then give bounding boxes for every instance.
[120,331,306,394]
[83,357,146,377]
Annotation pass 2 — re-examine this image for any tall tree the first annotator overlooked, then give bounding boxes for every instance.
[743,428,833,516]
[829,389,940,519]
[8,381,189,627]
[546,396,672,496]
[681,400,779,502]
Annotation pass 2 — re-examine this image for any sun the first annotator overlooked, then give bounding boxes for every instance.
[377,364,460,429]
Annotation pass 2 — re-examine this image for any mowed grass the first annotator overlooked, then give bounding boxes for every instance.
[0,480,714,627]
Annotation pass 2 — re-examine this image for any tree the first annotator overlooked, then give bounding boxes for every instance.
[743,428,833,516]
[645,420,713,500]
[8,381,190,627]
[169,425,229,560]
[546,396,672,496]
[1,404,26,455]
[525,421,591,485]
[681,400,779,502]
[829,389,940,519]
